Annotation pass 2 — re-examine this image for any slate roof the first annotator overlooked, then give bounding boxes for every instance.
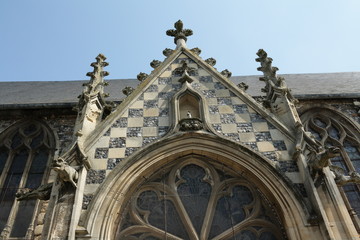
[0,72,359,108]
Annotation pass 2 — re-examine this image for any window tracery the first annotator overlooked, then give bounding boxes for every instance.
[116,157,286,240]
[0,120,54,238]
[301,108,360,229]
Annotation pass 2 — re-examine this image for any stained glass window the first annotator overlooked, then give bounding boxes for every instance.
[0,120,54,238]
[116,158,286,239]
[302,109,360,231]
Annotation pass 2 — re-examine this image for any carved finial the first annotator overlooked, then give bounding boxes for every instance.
[173,61,196,77]
[221,69,232,78]
[256,49,298,105]
[163,48,174,57]
[166,20,193,45]
[122,86,135,96]
[237,82,249,91]
[205,58,216,66]
[190,47,201,55]
[256,49,278,85]
[52,158,79,188]
[77,54,109,112]
[137,72,148,82]
[150,60,162,69]
[331,165,360,186]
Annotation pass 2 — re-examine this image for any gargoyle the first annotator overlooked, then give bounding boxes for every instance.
[53,158,79,188]
[16,183,53,201]
[330,165,360,186]
[308,146,341,186]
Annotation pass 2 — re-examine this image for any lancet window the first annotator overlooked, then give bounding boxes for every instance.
[0,120,54,238]
[115,156,286,240]
[301,108,360,229]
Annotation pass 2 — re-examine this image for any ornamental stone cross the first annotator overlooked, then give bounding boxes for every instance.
[166,20,193,44]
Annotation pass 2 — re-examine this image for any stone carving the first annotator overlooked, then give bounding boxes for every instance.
[137,72,148,82]
[53,158,79,188]
[256,49,298,106]
[179,118,203,131]
[353,100,360,113]
[308,146,341,186]
[150,60,162,69]
[190,47,201,55]
[122,86,135,96]
[173,61,196,76]
[237,82,249,91]
[221,69,232,78]
[163,48,174,57]
[205,58,216,66]
[16,183,53,201]
[330,165,360,186]
[76,54,110,113]
[187,111,192,118]
[166,20,193,44]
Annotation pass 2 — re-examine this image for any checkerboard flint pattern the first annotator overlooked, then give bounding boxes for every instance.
[190,73,292,165]
[92,55,198,173]
[90,54,295,184]
[83,54,300,210]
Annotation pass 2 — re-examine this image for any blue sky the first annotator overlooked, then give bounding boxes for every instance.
[1,0,359,82]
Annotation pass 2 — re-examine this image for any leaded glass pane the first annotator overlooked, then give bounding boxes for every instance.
[328,126,341,140]
[0,121,53,237]
[343,184,360,215]
[11,200,36,237]
[23,124,37,135]
[209,185,253,238]
[0,149,28,232]
[260,231,278,240]
[314,118,327,128]
[177,164,211,235]
[234,230,257,240]
[30,132,44,148]
[11,133,22,149]
[302,110,360,226]
[0,149,8,176]
[117,161,284,239]
[137,191,189,239]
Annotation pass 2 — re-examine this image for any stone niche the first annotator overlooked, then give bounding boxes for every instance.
[179,92,200,119]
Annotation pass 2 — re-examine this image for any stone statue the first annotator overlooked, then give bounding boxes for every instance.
[308,146,341,186]
[53,158,79,188]
[308,147,340,177]
[16,183,53,201]
[187,111,192,118]
[330,165,360,186]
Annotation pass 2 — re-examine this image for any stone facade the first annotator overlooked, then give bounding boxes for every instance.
[0,21,360,239]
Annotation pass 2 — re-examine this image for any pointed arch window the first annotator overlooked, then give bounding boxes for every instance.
[301,108,360,230]
[115,157,286,239]
[0,120,54,238]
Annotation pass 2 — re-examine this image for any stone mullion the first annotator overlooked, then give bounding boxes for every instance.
[200,179,224,240]
[338,187,360,232]
[0,148,12,193]
[118,224,183,240]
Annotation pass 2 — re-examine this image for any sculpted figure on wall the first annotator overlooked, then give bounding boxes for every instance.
[53,157,79,188]
[16,183,53,201]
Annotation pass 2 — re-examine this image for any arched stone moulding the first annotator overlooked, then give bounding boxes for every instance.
[78,132,319,240]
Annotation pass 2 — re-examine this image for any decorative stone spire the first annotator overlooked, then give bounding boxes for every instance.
[205,58,216,67]
[256,49,297,105]
[76,54,109,113]
[84,54,109,97]
[256,49,301,133]
[166,20,193,47]
[173,61,197,77]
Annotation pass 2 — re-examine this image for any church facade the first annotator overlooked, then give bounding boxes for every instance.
[0,21,360,239]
